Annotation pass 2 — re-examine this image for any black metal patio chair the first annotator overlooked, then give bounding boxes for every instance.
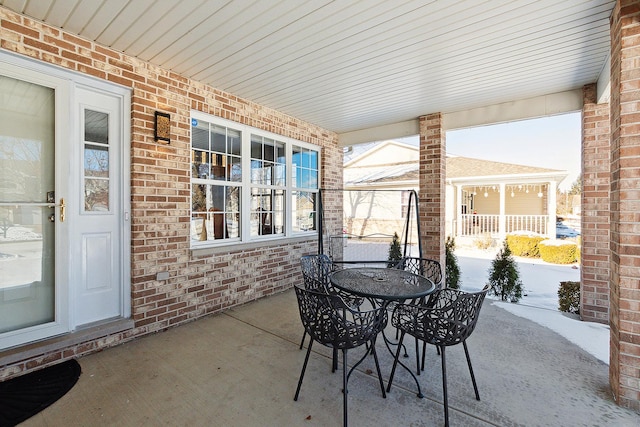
[293,285,387,427]
[392,256,443,368]
[386,286,489,427]
[299,254,364,349]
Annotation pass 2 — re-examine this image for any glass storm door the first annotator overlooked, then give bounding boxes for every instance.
[0,74,66,346]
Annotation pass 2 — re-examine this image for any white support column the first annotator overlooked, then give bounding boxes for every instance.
[547,181,557,238]
[499,183,506,240]
[456,185,463,237]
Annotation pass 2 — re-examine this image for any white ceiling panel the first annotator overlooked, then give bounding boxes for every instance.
[93,0,151,46]
[120,0,205,58]
[0,0,616,134]
[23,0,52,20]
[44,0,81,26]
[63,0,103,34]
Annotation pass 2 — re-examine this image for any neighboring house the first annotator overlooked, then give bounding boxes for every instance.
[344,140,569,242]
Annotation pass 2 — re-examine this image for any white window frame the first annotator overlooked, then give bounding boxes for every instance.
[190,111,320,249]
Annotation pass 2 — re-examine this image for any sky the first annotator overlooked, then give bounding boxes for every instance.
[387,112,582,192]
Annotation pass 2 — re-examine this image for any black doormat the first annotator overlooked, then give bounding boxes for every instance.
[0,359,81,427]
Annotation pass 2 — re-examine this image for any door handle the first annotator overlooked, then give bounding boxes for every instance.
[59,198,65,222]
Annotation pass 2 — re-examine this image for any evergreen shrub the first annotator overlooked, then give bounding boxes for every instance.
[558,281,580,314]
[387,232,402,268]
[487,240,523,303]
[445,236,461,289]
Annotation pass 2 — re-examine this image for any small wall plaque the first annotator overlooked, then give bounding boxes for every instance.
[154,111,171,143]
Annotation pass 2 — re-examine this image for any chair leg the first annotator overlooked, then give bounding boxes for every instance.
[415,336,421,375]
[421,339,427,371]
[333,348,338,373]
[342,348,348,427]
[299,331,306,349]
[463,341,481,401]
[440,345,449,427]
[370,339,387,398]
[386,331,406,392]
[294,339,314,401]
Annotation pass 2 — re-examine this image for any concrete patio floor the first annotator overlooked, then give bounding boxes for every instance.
[20,288,639,426]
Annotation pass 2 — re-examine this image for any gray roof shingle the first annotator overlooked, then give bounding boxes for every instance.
[347,156,565,184]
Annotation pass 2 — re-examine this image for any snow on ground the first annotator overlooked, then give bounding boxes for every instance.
[455,247,610,365]
[0,226,42,242]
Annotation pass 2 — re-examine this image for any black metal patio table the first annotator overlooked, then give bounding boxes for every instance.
[329,267,436,397]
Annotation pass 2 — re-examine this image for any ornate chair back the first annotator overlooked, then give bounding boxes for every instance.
[300,254,333,290]
[294,285,385,350]
[418,287,488,347]
[398,257,443,289]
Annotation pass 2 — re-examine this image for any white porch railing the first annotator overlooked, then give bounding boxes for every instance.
[458,214,549,237]
[459,214,499,236]
[506,215,548,235]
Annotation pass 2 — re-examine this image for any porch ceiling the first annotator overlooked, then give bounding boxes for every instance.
[0,0,614,134]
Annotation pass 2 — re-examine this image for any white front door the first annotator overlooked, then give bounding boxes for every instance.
[71,87,126,326]
[0,55,130,350]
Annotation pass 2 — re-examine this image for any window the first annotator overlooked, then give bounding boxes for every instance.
[83,109,110,212]
[461,190,474,214]
[191,121,241,241]
[191,113,319,247]
[250,135,285,236]
[400,190,410,218]
[292,146,319,232]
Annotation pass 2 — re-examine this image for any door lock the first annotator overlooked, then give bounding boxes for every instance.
[47,198,65,222]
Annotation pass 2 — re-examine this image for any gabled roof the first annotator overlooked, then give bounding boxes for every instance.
[346,164,419,185]
[344,142,567,186]
[344,140,418,168]
[447,156,564,178]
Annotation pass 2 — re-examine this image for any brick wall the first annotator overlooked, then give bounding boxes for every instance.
[581,84,610,323]
[0,7,340,379]
[418,114,446,267]
[609,0,640,412]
